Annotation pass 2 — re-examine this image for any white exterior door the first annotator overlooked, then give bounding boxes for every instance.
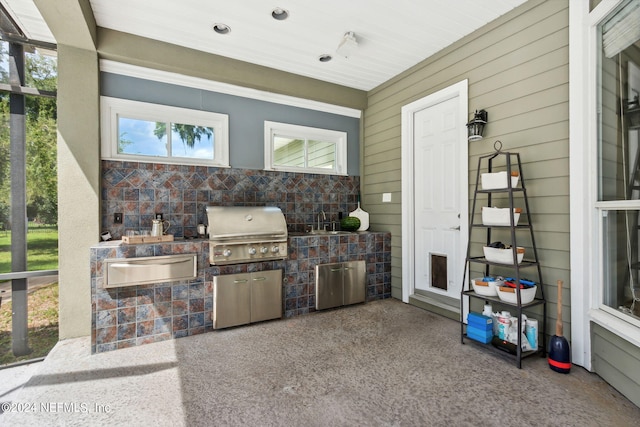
[414,97,462,298]
[401,80,468,304]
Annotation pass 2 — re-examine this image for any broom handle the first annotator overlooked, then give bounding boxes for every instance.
[556,280,563,336]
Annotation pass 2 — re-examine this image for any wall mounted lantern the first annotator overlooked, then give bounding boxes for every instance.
[467,109,488,141]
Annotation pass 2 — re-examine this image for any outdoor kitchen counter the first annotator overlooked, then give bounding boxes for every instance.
[89,231,391,353]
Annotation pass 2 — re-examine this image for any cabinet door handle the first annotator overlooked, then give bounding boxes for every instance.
[252,276,267,281]
[450,226,461,230]
[233,279,249,284]
[330,267,343,272]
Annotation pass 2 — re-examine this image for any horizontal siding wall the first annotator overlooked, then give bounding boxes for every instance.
[591,323,640,408]
[363,0,570,337]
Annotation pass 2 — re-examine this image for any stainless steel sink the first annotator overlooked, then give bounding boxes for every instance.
[312,230,352,235]
[289,230,352,236]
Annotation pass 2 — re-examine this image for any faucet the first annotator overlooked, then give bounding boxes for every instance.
[317,210,326,231]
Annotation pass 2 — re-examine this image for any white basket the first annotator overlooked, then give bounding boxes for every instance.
[471,277,502,296]
[483,246,525,264]
[481,171,520,190]
[496,285,537,304]
[482,207,521,226]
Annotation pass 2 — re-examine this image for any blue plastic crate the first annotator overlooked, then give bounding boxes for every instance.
[467,326,493,344]
[467,312,493,331]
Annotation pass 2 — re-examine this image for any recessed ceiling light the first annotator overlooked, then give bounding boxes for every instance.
[318,54,332,63]
[272,7,289,20]
[213,23,231,34]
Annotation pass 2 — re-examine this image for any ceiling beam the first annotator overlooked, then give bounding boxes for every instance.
[33,0,96,50]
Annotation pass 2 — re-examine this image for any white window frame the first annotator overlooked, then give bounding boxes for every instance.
[264,121,347,175]
[100,96,229,167]
[570,0,640,370]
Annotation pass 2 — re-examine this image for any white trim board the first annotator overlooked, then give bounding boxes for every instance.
[401,79,469,304]
[570,0,640,370]
[99,60,362,119]
[569,0,593,371]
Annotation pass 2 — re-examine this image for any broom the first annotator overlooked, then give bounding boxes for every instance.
[548,279,571,373]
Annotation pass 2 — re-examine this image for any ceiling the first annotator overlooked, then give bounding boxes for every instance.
[2,0,527,91]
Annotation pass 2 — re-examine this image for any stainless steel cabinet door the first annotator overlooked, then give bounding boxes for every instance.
[250,270,282,322]
[315,263,344,310]
[213,274,251,329]
[344,260,366,305]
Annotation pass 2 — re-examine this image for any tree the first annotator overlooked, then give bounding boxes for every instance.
[25,50,57,224]
[0,45,10,227]
[26,115,57,224]
[153,122,212,150]
[0,42,57,226]
[118,131,134,153]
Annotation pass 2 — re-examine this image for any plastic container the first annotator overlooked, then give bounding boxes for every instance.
[496,285,537,304]
[480,171,520,190]
[467,327,493,344]
[496,312,511,340]
[482,304,492,317]
[467,312,493,331]
[483,246,525,264]
[470,277,502,296]
[481,207,522,226]
[525,318,538,349]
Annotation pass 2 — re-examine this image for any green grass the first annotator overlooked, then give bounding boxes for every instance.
[0,225,58,274]
[0,225,59,365]
[0,282,59,365]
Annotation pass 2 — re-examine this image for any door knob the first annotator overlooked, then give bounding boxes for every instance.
[450,226,461,230]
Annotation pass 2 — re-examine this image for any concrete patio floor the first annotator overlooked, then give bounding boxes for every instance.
[1,299,639,426]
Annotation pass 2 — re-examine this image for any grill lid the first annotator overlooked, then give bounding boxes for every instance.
[206,206,287,241]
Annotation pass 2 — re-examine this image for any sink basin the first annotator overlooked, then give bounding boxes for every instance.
[312,230,352,235]
[289,230,352,236]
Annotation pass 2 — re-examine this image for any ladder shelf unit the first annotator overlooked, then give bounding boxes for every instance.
[460,146,547,369]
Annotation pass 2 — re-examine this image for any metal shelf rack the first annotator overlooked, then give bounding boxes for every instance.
[460,143,547,368]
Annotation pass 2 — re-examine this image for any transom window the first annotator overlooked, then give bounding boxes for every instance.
[264,121,347,175]
[101,97,229,167]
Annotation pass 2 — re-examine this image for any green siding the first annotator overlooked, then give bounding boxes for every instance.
[363,0,570,334]
[592,323,640,408]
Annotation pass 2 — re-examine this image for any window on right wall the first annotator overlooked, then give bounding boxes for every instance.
[264,121,347,175]
[596,0,640,324]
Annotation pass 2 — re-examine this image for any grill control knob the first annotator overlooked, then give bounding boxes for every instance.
[222,249,232,257]
[248,247,257,255]
[260,246,269,254]
[271,245,280,253]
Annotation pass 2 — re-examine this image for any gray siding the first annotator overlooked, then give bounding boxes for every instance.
[363,0,570,335]
[592,322,640,408]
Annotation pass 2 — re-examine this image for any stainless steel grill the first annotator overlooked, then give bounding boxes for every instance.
[206,206,288,265]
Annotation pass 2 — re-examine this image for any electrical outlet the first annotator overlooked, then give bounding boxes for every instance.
[155,213,163,220]
[114,213,123,224]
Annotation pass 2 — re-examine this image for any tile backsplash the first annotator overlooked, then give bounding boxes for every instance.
[102,160,361,239]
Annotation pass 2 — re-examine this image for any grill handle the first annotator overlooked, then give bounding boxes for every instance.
[210,232,286,240]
